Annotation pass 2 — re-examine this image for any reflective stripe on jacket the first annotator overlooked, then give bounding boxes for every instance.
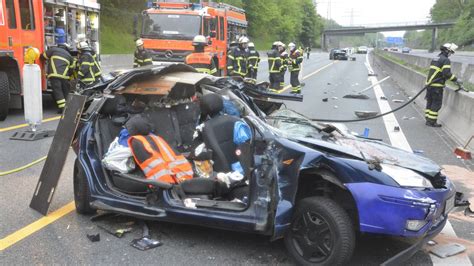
[248,49,260,70]
[185,52,218,75]
[129,134,193,184]
[227,47,249,76]
[267,49,283,73]
[425,53,457,87]
[134,49,153,68]
[289,49,303,72]
[41,47,73,80]
[77,51,101,85]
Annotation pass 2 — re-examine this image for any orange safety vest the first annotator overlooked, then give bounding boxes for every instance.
[129,135,194,184]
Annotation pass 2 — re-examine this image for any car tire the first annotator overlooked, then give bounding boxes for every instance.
[73,159,96,214]
[284,197,355,266]
[0,71,10,121]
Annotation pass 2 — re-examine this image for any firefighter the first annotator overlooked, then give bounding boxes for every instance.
[227,36,250,78]
[267,41,285,91]
[247,42,260,83]
[279,43,289,89]
[305,46,311,59]
[424,43,464,127]
[185,35,218,76]
[288,42,304,94]
[40,43,74,113]
[77,41,102,87]
[134,38,153,68]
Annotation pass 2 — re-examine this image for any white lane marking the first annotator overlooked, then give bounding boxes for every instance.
[365,54,412,152]
[364,53,472,266]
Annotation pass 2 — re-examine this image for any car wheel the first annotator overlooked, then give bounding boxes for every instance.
[284,197,355,266]
[73,159,96,214]
[0,71,10,121]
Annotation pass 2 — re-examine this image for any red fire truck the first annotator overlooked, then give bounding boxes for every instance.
[140,1,248,75]
[0,0,100,120]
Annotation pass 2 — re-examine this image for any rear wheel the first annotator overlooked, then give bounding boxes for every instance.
[284,197,355,266]
[73,159,96,214]
[0,71,10,121]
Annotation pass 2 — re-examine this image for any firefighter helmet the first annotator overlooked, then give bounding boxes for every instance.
[288,42,296,50]
[441,43,458,54]
[77,41,90,50]
[192,35,207,46]
[238,36,249,44]
[136,39,144,47]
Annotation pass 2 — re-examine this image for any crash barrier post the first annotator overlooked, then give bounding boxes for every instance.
[372,52,474,151]
[10,48,55,141]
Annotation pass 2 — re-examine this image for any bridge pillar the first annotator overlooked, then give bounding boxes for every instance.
[321,34,327,52]
[430,27,438,53]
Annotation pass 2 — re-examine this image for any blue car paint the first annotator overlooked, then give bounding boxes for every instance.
[346,180,454,236]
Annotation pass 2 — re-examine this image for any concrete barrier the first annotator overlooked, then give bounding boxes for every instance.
[381,51,474,85]
[372,52,474,150]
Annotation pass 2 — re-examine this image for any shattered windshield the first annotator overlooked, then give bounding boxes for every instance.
[266,109,328,138]
[142,14,201,40]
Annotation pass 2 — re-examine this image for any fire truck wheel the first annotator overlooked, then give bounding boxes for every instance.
[0,71,10,121]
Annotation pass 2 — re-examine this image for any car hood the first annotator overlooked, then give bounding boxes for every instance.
[297,135,441,177]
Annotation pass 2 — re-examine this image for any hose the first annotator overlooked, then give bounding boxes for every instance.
[0,156,47,176]
[310,86,428,123]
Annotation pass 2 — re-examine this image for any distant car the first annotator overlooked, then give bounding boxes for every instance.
[329,48,349,60]
[402,47,411,53]
[390,47,399,52]
[383,47,389,51]
[357,46,368,54]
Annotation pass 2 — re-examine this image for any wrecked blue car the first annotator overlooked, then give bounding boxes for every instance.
[73,65,469,265]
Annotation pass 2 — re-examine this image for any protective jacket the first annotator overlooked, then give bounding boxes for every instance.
[425,52,457,87]
[185,52,218,75]
[77,50,102,85]
[129,134,194,184]
[248,49,260,70]
[134,49,153,68]
[267,48,284,73]
[41,47,73,80]
[227,46,249,76]
[289,49,303,72]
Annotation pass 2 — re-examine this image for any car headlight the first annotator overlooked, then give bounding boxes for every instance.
[382,164,433,188]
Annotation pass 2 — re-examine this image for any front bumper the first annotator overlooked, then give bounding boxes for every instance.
[346,180,456,237]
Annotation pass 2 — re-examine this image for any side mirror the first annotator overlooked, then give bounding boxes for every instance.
[209,30,217,38]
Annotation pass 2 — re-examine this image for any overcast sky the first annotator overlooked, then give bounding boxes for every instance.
[315,0,436,37]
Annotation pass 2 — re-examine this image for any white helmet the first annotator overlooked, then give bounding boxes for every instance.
[288,42,296,50]
[192,35,207,46]
[274,41,285,47]
[238,36,249,44]
[248,42,255,48]
[136,39,144,47]
[441,43,458,53]
[77,41,90,50]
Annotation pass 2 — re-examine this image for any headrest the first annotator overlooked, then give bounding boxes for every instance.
[101,95,126,115]
[125,115,153,136]
[200,93,223,118]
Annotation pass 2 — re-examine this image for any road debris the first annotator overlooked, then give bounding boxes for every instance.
[394,126,400,132]
[380,96,388,100]
[327,82,331,85]
[355,111,378,118]
[413,150,424,154]
[97,224,133,238]
[87,233,101,242]
[402,116,416,120]
[334,105,338,109]
[428,240,437,246]
[130,221,163,251]
[392,99,405,103]
[332,96,338,100]
[322,98,328,102]
[430,243,466,258]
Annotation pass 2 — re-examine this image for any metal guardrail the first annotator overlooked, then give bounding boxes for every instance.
[324,20,456,30]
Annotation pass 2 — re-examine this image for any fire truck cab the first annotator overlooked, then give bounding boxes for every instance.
[141,1,247,75]
[0,0,100,121]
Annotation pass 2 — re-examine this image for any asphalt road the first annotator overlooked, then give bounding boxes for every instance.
[1,52,473,265]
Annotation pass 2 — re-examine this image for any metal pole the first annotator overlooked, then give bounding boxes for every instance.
[430,27,438,53]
